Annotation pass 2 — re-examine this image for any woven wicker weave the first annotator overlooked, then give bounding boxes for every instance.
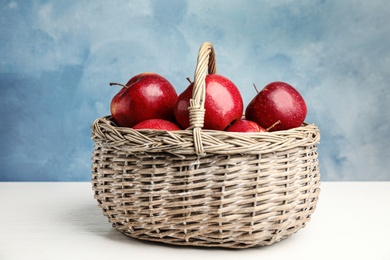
[91,42,320,248]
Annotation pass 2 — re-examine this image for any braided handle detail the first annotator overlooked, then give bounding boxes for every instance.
[189,42,217,155]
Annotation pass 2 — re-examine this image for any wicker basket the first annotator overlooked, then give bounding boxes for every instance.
[91,42,320,249]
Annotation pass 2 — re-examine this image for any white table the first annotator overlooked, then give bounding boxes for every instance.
[0,182,389,260]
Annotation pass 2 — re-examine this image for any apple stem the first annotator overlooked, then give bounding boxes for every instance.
[266,120,281,131]
[253,83,259,93]
[186,77,192,83]
[109,82,128,88]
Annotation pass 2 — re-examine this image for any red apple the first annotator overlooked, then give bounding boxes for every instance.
[132,119,181,131]
[110,72,178,127]
[245,81,307,131]
[174,74,243,130]
[226,119,266,132]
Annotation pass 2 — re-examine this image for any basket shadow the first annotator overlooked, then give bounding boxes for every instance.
[114,231,294,252]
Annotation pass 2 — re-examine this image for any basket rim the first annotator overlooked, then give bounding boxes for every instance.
[91,115,320,156]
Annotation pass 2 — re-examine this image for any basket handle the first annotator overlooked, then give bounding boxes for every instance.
[188,42,217,155]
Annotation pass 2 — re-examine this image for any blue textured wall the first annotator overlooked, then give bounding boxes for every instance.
[1,0,389,181]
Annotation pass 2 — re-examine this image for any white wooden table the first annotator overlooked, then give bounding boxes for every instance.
[0,182,389,260]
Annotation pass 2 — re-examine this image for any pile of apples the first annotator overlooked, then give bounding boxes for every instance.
[109,72,307,133]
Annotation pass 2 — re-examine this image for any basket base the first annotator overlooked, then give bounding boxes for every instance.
[111,221,310,249]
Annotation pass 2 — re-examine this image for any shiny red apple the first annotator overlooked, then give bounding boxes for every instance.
[226,119,266,132]
[174,74,243,130]
[110,72,178,127]
[132,119,181,131]
[245,81,307,132]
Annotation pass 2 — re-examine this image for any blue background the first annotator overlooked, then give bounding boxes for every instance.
[1,0,389,181]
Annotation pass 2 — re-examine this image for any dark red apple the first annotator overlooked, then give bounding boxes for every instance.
[132,119,181,131]
[110,72,178,127]
[245,81,307,131]
[174,74,243,130]
[226,119,266,132]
